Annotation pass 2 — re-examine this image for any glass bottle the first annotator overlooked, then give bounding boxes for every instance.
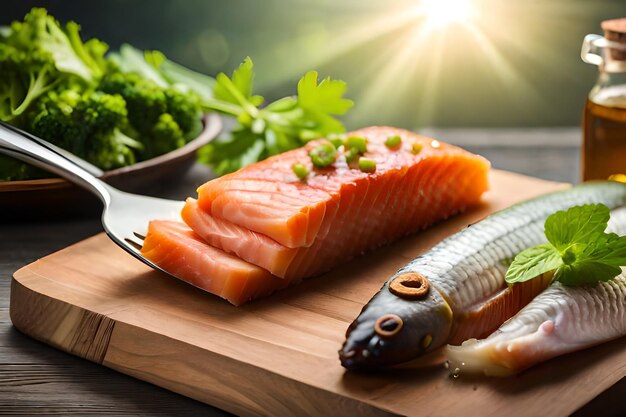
[581,19,626,181]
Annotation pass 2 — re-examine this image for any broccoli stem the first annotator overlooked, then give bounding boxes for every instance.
[11,67,56,119]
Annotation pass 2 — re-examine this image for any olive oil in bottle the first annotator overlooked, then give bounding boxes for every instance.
[581,18,626,181]
[583,91,626,181]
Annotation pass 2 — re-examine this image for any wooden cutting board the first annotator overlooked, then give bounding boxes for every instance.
[10,170,626,417]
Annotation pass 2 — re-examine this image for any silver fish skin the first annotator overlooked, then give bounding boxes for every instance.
[340,181,626,370]
[447,206,626,376]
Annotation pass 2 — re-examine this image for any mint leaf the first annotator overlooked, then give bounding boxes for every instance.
[506,203,626,287]
[505,244,562,284]
[600,233,626,264]
[544,204,610,251]
[579,233,626,266]
[555,262,621,286]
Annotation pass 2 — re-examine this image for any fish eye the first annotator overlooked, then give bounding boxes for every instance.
[374,314,404,337]
[389,272,430,299]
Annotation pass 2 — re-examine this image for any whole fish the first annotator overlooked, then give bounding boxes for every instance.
[340,181,626,370]
[446,207,626,376]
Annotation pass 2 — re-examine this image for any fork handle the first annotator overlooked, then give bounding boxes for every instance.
[0,122,111,205]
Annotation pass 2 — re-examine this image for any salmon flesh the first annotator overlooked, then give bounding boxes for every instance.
[190,126,490,280]
[340,181,626,370]
[142,126,491,305]
[141,220,288,306]
[446,206,626,376]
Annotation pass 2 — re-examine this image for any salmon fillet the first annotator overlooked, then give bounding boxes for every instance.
[140,220,288,306]
[190,126,490,280]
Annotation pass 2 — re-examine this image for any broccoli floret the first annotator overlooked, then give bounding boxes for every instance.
[30,88,87,151]
[0,8,108,123]
[65,21,109,80]
[165,88,203,140]
[88,129,140,169]
[100,71,203,155]
[100,72,167,134]
[15,8,97,82]
[145,113,185,158]
[0,43,56,124]
[78,91,128,135]
[29,89,142,169]
[1,8,204,181]
[79,92,142,169]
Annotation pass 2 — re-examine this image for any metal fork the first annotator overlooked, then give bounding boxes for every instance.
[0,122,185,275]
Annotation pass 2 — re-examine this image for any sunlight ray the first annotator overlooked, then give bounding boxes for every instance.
[463,24,545,108]
[415,29,447,126]
[355,24,435,123]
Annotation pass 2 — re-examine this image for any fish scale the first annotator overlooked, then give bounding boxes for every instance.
[340,181,626,370]
[410,184,626,312]
[417,221,545,309]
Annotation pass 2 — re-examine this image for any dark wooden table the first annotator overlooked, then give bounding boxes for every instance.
[1,129,624,416]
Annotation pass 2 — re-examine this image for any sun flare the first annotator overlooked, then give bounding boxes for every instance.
[421,0,477,28]
[264,0,557,128]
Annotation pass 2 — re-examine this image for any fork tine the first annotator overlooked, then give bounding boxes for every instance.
[133,231,146,240]
[125,237,143,251]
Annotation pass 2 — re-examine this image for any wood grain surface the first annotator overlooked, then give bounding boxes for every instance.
[8,170,626,417]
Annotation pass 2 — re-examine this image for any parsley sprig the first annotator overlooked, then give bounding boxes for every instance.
[199,57,353,175]
[505,204,626,286]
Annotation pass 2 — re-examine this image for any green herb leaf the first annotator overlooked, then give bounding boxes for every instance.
[198,128,266,175]
[297,71,353,115]
[214,56,254,103]
[505,203,626,287]
[199,57,353,174]
[505,244,561,284]
[544,204,610,251]
[144,49,215,102]
[112,43,169,87]
[555,262,621,286]
[583,233,626,265]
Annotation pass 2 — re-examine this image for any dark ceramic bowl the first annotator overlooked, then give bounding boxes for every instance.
[0,113,222,219]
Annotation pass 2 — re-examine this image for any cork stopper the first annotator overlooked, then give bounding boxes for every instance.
[602,18,626,61]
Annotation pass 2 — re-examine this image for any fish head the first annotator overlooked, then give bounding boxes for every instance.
[339,272,453,370]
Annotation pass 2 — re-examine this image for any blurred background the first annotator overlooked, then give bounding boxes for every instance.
[4,0,625,130]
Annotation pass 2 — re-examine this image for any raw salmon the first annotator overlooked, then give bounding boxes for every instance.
[191,126,491,280]
[182,198,302,280]
[140,220,288,306]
